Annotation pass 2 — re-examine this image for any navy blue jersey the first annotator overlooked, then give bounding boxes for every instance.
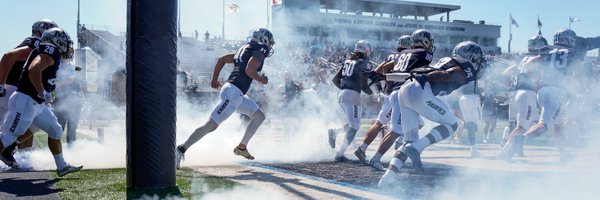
[227,42,269,94]
[339,58,369,93]
[381,53,399,94]
[7,37,42,86]
[429,56,477,96]
[537,45,582,87]
[384,53,399,63]
[390,48,433,91]
[17,43,61,103]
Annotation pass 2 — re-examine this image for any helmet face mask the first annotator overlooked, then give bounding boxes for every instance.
[411,29,435,52]
[32,19,58,38]
[354,40,372,58]
[41,28,73,58]
[250,28,275,57]
[553,28,577,47]
[453,41,486,73]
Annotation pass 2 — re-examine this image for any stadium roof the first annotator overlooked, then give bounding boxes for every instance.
[320,0,461,17]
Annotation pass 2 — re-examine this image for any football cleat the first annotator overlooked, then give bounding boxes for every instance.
[234,147,255,160]
[378,171,400,188]
[369,160,385,171]
[400,143,424,173]
[0,153,20,169]
[175,146,185,169]
[328,129,336,149]
[334,155,348,162]
[57,163,83,177]
[354,148,368,165]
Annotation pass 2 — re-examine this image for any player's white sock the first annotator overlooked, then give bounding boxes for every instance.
[359,143,369,152]
[53,153,66,169]
[389,157,405,170]
[371,152,383,162]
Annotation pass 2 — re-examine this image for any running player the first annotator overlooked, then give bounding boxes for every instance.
[501,29,583,161]
[328,40,373,161]
[361,30,434,170]
[0,19,58,168]
[499,35,546,157]
[175,28,275,168]
[0,28,83,176]
[352,35,412,165]
[379,41,487,187]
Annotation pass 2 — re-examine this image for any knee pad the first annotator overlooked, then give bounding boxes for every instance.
[48,125,63,140]
[464,122,478,133]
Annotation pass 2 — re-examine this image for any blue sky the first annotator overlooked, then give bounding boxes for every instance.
[1,0,598,54]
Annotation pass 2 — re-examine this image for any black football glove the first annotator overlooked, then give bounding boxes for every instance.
[407,73,428,89]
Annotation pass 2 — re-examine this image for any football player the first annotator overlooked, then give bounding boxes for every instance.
[0,19,58,168]
[175,28,274,167]
[328,40,373,161]
[360,30,434,170]
[0,28,83,176]
[352,35,411,166]
[501,29,583,161]
[379,41,487,187]
[498,35,546,158]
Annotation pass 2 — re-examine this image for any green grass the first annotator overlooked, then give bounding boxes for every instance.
[51,168,238,200]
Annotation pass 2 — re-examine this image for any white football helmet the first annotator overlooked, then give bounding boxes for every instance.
[553,28,577,47]
[453,41,486,71]
[397,35,412,51]
[32,19,58,38]
[354,40,372,58]
[42,28,73,58]
[411,29,434,51]
[250,28,275,57]
[528,35,548,53]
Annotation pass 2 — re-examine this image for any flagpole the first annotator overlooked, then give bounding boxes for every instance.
[267,0,270,28]
[222,0,225,40]
[508,14,512,54]
[569,17,572,29]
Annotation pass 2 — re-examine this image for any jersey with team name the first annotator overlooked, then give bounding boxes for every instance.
[17,43,61,103]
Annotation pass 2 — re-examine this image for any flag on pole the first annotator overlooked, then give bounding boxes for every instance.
[570,17,581,22]
[510,14,519,28]
[226,3,240,13]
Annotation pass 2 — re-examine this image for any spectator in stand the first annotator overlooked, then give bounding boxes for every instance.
[205,31,210,42]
